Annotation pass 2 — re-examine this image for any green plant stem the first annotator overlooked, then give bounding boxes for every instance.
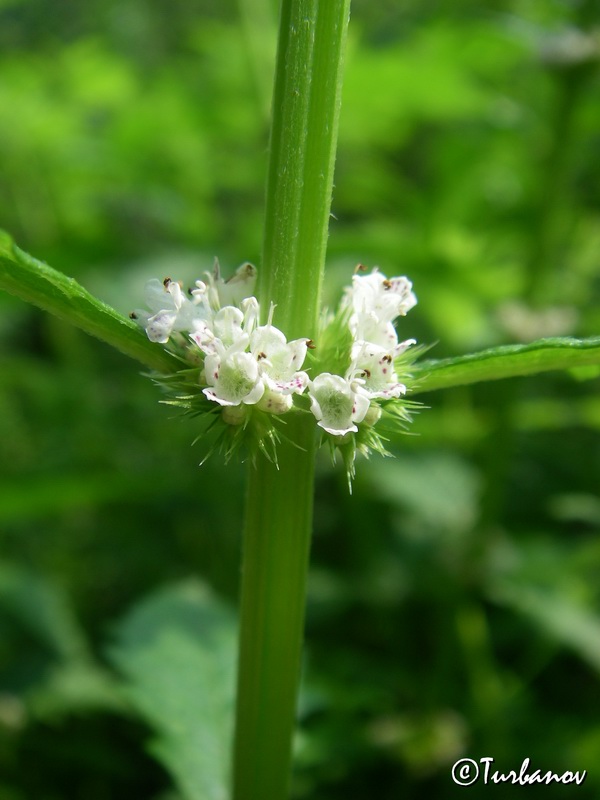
[233,2,350,798]
[233,416,316,799]
[259,0,351,339]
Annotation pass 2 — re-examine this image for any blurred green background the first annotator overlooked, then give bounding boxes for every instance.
[1,0,600,797]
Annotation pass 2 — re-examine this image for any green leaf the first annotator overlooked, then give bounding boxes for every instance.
[0,230,177,373]
[491,582,600,675]
[0,563,90,662]
[411,336,600,394]
[108,580,237,800]
[0,564,123,717]
[358,452,480,535]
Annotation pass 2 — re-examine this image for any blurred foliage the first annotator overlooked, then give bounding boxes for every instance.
[1,0,599,797]
[109,580,236,800]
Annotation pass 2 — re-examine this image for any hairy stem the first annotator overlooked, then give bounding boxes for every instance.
[233,2,351,798]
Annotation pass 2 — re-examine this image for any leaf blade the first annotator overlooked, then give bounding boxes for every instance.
[0,230,177,373]
[411,336,600,394]
[108,580,237,800]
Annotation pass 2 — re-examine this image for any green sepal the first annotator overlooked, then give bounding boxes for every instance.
[151,366,312,468]
[307,305,354,378]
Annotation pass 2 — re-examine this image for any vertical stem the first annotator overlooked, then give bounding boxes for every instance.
[233,2,351,799]
[259,0,351,338]
[234,416,316,800]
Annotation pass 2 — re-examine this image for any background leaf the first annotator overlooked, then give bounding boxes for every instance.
[108,580,237,800]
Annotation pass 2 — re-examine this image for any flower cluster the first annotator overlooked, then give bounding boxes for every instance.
[309,268,417,436]
[133,261,310,418]
[133,261,419,476]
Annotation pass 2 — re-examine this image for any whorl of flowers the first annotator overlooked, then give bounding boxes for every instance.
[132,260,421,483]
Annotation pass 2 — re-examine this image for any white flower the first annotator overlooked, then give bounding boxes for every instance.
[135,260,420,481]
[202,259,257,310]
[345,268,417,351]
[189,295,259,356]
[190,303,265,408]
[351,314,400,351]
[134,278,210,343]
[308,373,370,436]
[212,306,246,348]
[136,261,257,345]
[348,342,407,400]
[186,289,303,410]
[240,296,260,336]
[189,279,215,321]
[348,268,417,322]
[250,319,309,395]
[218,262,257,307]
[203,340,264,407]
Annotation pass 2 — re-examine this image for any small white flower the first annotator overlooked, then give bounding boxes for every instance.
[212,306,246,348]
[202,259,257,310]
[348,268,417,322]
[189,279,215,321]
[189,321,218,355]
[345,268,417,351]
[218,261,257,307]
[351,314,400,351]
[308,373,370,436]
[348,342,407,400]
[203,341,264,407]
[240,296,260,336]
[251,323,309,395]
[135,278,210,343]
[189,297,259,357]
